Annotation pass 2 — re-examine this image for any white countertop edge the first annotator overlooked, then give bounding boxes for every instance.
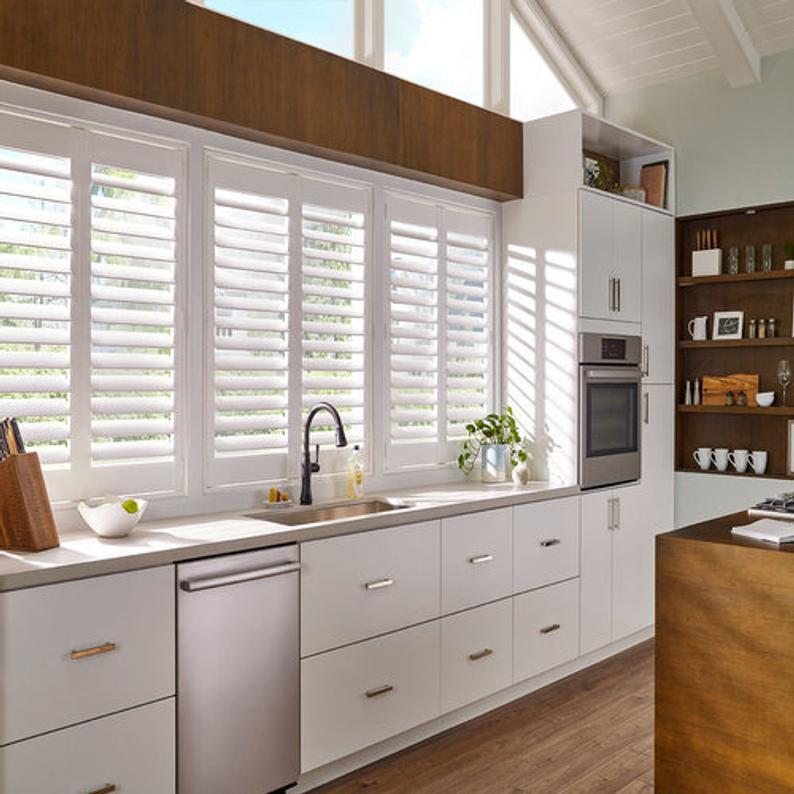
[0,481,579,592]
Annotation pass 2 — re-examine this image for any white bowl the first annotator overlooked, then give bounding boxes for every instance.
[756,392,775,408]
[78,498,148,538]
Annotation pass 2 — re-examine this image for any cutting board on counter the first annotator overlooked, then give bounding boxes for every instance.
[702,374,759,406]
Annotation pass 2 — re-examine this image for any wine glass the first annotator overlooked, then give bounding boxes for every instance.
[778,360,792,406]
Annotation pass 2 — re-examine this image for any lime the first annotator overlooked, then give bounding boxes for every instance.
[121,498,139,515]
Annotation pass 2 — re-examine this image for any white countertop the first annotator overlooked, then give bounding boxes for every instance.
[0,480,578,591]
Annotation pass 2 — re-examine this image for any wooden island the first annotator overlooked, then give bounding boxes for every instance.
[656,511,794,791]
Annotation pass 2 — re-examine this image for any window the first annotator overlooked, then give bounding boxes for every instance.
[510,12,576,121]
[385,0,484,106]
[385,192,493,470]
[204,0,354,58]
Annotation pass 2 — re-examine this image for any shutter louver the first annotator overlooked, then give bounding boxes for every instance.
[0,144,72,465]
[301,197,366,451]
[90,163,178,465]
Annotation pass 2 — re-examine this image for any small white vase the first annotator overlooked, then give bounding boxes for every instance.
[481,444,508,483]
[511,460,530,486]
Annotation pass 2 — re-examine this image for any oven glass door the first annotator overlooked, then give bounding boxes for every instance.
[586,381,639,458]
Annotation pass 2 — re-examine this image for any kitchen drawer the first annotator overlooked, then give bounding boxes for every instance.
[0,698,175,794]
[513,497,579,593]
[301,621,440,771]
[0,566,175,745]
[301,521,440,656]
[441,598,513,714]
[514,578,580,683]
[441,508,512,614]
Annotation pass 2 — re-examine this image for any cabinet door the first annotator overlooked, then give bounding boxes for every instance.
[612,483,655,640]
[641,384,675,536]
[641,210,674,383]
[613,200,642,323]
[579,491,613,655]
[580,190,615,320]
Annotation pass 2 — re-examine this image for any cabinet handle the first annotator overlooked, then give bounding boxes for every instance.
[643,392,650,424]
[608,277,615,311]
[468,553,494,564]
[614,496,621,530]
[87,786,117,794]
[539,538,560,548]
[617,277,622,312]
[608,497,614,531]
[540,623,561,635]
[642,343,649,377]
[365,684,394,698]
[364,577,394,590]
[70,642,117,661]
[469,648,494,662]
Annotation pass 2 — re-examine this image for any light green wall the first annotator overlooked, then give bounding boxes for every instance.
[605,48,794,217]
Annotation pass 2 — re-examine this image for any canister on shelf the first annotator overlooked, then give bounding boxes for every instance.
[769,318,777,338]
[749,319,757,339]
[759,319,767,339]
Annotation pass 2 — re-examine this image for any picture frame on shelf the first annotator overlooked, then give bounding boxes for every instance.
[640,160,668,208]
[712,310,744,340]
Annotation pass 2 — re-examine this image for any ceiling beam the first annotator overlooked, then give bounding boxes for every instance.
[484,0,510,115]
[687,0,761,87]
[511,0,602,115]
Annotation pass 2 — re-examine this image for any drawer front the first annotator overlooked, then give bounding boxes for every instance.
[0,698,175,794]
[514,497,579,593]
[301,521,440,656]
[441,508,512,614]
[0,566,175,745]
[514,579,580,683]
[301,621,440,771]
[441,599,513,714]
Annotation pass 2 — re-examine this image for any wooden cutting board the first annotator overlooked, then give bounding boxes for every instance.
[702,374,759,406]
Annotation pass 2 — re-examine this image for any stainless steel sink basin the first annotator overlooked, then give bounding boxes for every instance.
[246,499,409,526]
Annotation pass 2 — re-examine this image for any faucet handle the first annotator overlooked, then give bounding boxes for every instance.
[311,443,321,474]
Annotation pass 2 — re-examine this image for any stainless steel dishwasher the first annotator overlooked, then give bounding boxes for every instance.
[177,544,300,794]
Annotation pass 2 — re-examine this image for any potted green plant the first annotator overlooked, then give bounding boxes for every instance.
[783,241,794,270]
[456,407,529,483]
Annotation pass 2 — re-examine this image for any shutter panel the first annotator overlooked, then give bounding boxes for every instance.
[208,156,293,485]
[386,194,439,469]
[301,180,368,466]
[0,137,72,465]
[445,208,493,447]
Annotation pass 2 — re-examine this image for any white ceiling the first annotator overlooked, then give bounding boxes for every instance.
[536,0,794,96]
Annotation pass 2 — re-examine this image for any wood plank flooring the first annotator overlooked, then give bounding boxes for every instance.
[315,640,654,793]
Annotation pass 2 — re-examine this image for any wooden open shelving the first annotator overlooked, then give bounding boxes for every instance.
[676,200,794,479]
[676,467,789,481]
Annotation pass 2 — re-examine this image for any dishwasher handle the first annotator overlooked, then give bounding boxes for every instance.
[180,561,301,593]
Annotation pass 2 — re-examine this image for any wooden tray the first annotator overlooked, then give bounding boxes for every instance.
[702,373,760,406]
[0,453,59,552]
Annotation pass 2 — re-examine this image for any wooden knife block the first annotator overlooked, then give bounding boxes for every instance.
[0,453,59,552]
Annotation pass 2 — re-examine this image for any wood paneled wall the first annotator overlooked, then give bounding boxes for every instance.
[0,0,523,200]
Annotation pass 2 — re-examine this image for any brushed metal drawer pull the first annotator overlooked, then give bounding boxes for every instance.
[469,553,494,564]
[365,684,394,698]
[539,539,560,548]
[364,577,394,591]
[70,642,117,661]
[539,623,561,635]
[468,648,493,662]
[87,785,117,794]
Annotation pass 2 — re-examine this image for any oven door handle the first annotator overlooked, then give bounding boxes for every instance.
[583,368,642,380]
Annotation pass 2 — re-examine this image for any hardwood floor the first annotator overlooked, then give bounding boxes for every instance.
[315,640,654,794]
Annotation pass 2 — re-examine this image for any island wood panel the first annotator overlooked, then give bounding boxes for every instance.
[0,0,522,200]
[657,516,794,792]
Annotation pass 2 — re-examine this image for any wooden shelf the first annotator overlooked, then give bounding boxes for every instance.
[680,338,794,349]
[678,405,794,416]
[678,269,794,286]
[676,467,792,481]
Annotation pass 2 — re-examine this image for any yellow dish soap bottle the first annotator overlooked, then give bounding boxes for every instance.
[347,445,364,499]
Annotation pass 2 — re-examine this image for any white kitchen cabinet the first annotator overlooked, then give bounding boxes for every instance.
[579,483,654,655]
[440,598,513,713]
[513,578,580,682]
[441,507,512,614]
[301,621,440,772]
[301,520,441,657]
[579,190,641,324]
[641,383,675,535]
[0,699,175,794]
[0,566,175,745]
[513,496,579,593]
[641,209,674,383]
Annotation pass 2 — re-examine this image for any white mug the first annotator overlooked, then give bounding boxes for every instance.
[749,450,768,475]
[688,316,708,341]
[711,448,729,472]
[728,449,749,474]
[692,447,712,470]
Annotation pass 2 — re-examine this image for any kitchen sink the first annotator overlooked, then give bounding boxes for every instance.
[246,499,410,526]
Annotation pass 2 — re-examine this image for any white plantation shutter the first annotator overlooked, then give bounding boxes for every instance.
[385,194,440,468]
[0,118,72,470]
[301,179,368,467]
[445,208,493,449]
[207,156,293,485]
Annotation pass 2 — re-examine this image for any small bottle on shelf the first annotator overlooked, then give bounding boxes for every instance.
[693,378,701,405]
[749,319,757,339]
[759,319,767,339]
[769,318,777,338]
[685,380,692,405]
